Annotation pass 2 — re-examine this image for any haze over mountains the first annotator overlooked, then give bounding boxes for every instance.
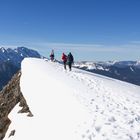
[0,47,41,90]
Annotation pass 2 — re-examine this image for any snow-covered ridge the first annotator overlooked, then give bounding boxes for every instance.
[5,58,140,140]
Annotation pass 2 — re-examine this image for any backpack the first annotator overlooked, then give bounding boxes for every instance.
[67,53,73,63]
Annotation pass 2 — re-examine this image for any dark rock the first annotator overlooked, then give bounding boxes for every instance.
[8,130,15,138]
[0,71,33,140]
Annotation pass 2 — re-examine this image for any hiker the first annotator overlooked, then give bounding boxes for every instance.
[67,52,74,71]
[62,53,67,70]
[50,50,55,61]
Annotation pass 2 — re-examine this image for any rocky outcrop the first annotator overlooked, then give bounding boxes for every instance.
[0,71,33,140]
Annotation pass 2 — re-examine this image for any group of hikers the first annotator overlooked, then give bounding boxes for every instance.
[50,50,74,71]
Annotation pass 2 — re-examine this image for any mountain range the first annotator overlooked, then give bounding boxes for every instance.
[0,46,140,91]
[74,61,140,86]
[0,47,41,90]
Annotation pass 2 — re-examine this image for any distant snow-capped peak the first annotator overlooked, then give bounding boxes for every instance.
[74,61,140,70]
[0,46,41,67]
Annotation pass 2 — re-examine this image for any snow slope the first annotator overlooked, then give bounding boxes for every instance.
[5,58,140,140]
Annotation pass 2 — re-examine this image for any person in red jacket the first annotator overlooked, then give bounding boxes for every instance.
[62,53,67,70]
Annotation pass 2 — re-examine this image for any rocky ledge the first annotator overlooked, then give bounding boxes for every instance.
[0,71,33,140]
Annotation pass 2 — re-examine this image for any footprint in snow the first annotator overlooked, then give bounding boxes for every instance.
[135,115,140,122]
[95,105,99,112]
[90,99,94,104]
[95,126,101,132]
[108,116,116,122]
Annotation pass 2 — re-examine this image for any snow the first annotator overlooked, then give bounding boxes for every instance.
[0,47,6,53]
[5,58,140,140]
[130,67,134,72]
[135,61,140,68]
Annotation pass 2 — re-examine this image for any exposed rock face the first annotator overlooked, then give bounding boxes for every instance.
[0,71,32,140]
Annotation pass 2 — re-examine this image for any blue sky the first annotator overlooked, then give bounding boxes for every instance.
[0,0,140,61]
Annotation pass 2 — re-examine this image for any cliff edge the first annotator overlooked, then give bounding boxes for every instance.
[0,71,32,140]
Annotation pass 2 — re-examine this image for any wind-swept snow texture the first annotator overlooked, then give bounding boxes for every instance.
[5,58,140,140]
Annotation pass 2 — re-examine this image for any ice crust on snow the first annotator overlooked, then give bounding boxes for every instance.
[5,58,140,140]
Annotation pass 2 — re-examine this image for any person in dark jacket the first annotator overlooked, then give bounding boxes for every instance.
[50,49,55,61]
[62,53,67,70]
[67,52,74,71]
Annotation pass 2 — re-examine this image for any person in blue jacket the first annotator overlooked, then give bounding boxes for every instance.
[67,52,74,71]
